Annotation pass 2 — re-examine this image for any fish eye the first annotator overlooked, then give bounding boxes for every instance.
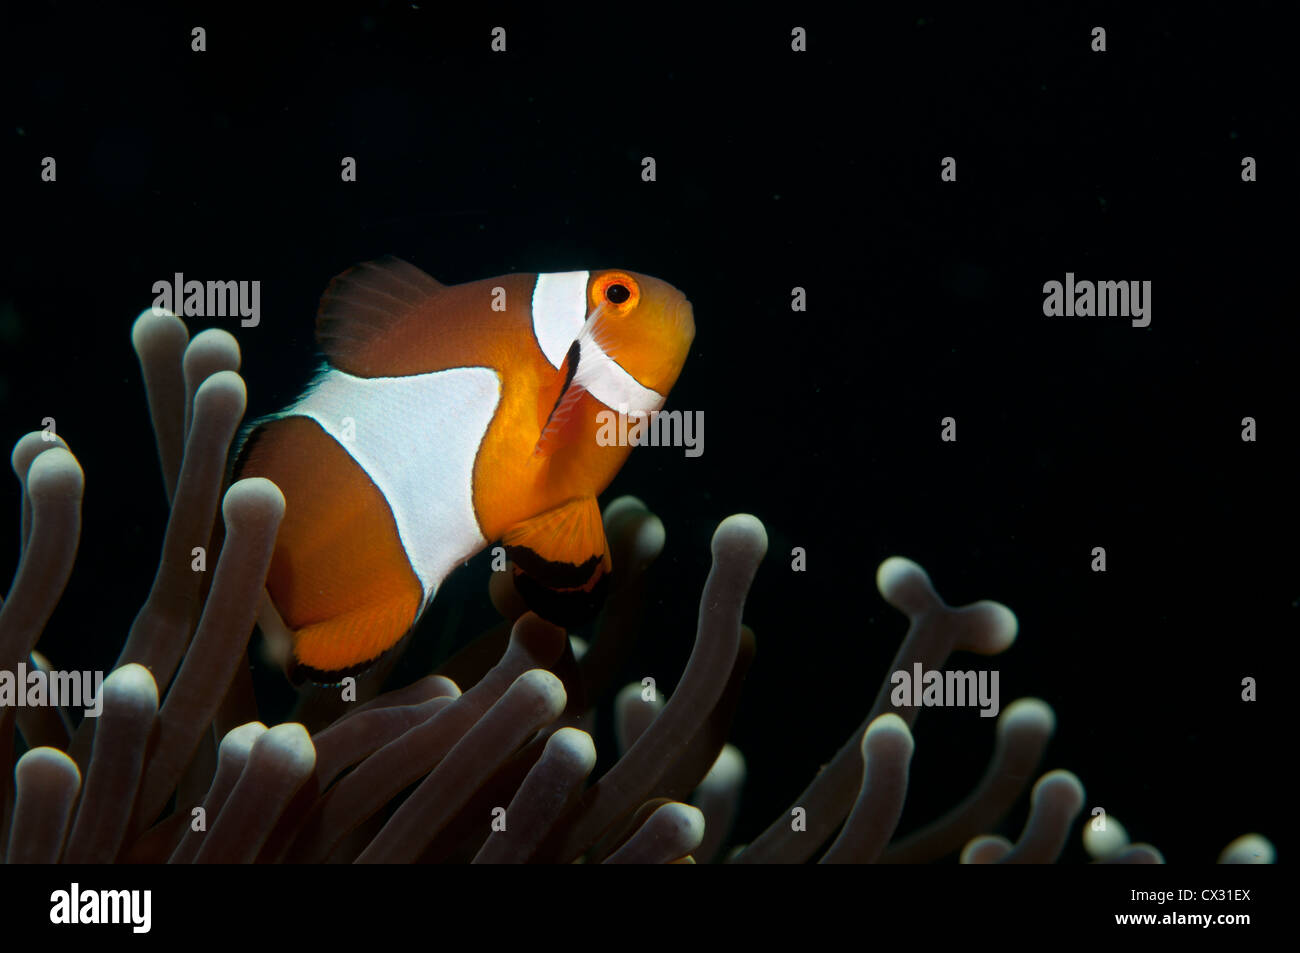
[592,273,639,312]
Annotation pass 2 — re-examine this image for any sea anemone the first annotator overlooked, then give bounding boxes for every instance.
[0,308,1275,865]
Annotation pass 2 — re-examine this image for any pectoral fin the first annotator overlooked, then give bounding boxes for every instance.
[502,496,611,628]
[534,341,586,458]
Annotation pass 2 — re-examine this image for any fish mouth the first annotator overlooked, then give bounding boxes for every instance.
[675,294,695,336]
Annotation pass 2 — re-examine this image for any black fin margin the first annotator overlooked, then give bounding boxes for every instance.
[505,543,604,590]
[284,639,398,688]
[513,571,610,630]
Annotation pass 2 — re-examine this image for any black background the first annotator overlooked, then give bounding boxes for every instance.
[0,3,1290,864]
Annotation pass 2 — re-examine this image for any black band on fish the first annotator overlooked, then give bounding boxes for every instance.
[541,340,581,432]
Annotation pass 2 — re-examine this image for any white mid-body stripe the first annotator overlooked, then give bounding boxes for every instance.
[531,271,589,369]
[280,365,501,606]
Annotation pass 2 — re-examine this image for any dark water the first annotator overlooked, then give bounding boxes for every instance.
[0,6,1289,865]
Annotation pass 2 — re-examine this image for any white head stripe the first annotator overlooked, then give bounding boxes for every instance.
[574,337,664,415]
[283,365,501,604]
[532,271,589,369]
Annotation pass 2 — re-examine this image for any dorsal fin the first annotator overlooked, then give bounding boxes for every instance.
[316,256,445,368]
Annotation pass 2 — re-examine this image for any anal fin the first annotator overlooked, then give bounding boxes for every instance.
[503,496,612,628]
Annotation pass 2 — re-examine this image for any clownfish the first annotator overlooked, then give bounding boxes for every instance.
[233,257,694,682]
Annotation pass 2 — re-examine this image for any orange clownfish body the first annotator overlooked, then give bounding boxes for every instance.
[234,258,694,682]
